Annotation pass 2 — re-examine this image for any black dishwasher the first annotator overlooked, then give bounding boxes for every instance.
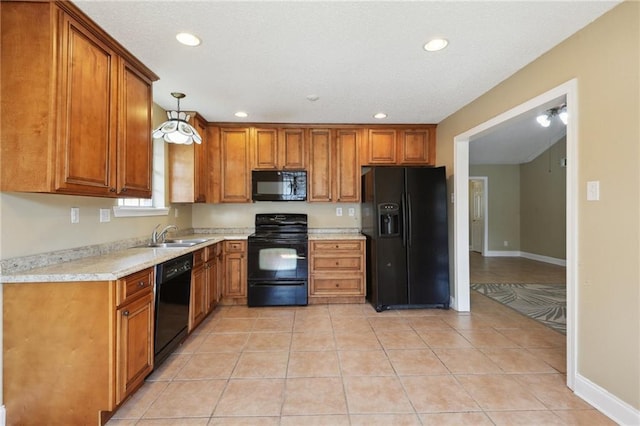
[154,253,192,367]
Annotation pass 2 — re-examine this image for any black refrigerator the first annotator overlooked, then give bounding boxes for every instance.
[361,166,450,311]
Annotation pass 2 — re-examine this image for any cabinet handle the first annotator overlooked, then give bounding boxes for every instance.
[122,310,130,317]
[138,281,145,287]
[121,187,128,192]
[109,187,116,192]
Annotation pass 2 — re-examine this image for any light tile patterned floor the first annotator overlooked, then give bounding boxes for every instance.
[107,294,614,425]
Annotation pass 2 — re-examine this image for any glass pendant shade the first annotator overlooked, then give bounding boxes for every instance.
[559,107,568,125]
[151,93,202,145]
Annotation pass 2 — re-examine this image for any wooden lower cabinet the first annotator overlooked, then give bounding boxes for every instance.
[309,239,366,303]
[222,240,247,304]
[3,267,155,425]
[189,249,208,331]
[206,243,223,311]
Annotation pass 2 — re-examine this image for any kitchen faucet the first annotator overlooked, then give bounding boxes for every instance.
[151,224,178,244]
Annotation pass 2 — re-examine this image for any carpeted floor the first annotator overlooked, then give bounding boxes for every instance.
[470,283,566,334]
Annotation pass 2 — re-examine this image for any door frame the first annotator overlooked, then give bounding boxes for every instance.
[468,176,488,256]
[453,79,578,390]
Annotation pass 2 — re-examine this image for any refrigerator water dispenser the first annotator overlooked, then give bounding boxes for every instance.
[378,203,400,236]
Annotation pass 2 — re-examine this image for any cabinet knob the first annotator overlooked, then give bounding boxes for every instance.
[335,261,339,266]
[121,187,128,192]
[138,281,145,287]
[109,187,117,192]
[335,283,339,287]
[122,310,130,317]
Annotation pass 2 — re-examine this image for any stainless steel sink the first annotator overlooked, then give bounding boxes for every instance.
[134,238,209,248]
[165,238,209,244]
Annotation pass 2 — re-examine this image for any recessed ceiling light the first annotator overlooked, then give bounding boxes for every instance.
[176,32,201,47]
[234,111,248,118]
[373,112,387,119]
[423,38,448,52]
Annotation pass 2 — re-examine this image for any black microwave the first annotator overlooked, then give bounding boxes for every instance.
[252,170,307,201]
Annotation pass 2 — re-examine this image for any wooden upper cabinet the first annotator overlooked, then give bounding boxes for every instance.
[219,127,251,202]
[366,129,397,164]
[362,126,436,166]
[54,11,118,196]
[334,129,361,202]
[279,128,306,169]
[168,114,208,203]
[118,61,154,197]
[253,127,306,170]
[398,128,435,165]
[253,128,279,169]
[308,128,360,202]
[307,129,332,202]
[0,1,158,197]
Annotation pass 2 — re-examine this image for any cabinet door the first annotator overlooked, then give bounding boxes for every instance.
[118,61,153,197]
[224,252,247,298]
[307,129,332,202]
[366,129,397,165]
[280,128,306,169]
[398,128,435,165]
[116,291,154,404]
[189,264,207,331]
[253,128,279,170]
[334,129,360,202]
[220,128,251,202]
[55,12,118,196]
[168,115,207,203]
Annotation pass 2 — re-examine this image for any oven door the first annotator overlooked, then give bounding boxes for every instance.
[247,238,308,281]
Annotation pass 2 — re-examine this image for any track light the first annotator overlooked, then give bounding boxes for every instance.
[536,104,567,127]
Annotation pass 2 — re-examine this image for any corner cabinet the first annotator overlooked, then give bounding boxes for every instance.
[308,128,361,202]
[0,1,158,198]
[3,267,155,425]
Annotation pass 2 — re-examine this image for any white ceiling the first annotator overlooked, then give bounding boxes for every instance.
[74,1,616,162]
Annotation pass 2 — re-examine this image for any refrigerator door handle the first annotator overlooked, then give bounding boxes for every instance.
[401,192,408,248]
[407,192,412,247]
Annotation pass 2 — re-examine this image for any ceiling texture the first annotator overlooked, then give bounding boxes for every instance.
[75,1,619,162]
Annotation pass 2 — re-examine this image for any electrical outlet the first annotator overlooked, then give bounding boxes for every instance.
[70,207,80,224]
[587,181,600,201]
[503,241,509,247]
[336,207,343,216]
[99,208,111,223]
[348,208,355,216]
[174,208,179,218]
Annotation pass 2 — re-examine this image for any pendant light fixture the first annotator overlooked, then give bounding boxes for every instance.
[152,92,202,145]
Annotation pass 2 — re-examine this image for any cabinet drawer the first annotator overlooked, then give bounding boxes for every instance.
[224,240,246,253]
[193,248,206,267]
[311,277,363,295]
[117,268,153,306]
[311,240,362,252]
[312,255,363,272]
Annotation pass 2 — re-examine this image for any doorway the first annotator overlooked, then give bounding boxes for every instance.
[469,177,487,255]
[453,79,578,390]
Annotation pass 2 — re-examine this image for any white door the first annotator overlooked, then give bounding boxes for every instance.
[470,179,485,253]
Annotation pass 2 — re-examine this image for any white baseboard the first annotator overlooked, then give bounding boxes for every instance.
[574,373,640,425]
[482,250,566,267]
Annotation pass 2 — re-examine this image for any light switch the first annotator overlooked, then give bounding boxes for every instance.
[587,181,600,201]
[348,208,355,216]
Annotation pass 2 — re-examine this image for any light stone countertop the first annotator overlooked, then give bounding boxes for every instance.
[308,233,365,240]
[0,234,242,284]
[0,230,365,284]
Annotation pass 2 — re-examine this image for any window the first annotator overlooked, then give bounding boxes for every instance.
[113,138,170,217]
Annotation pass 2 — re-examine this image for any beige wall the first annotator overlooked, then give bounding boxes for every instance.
[520,137,566,259]
[437,1,639,409]
[469,165,521,251]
